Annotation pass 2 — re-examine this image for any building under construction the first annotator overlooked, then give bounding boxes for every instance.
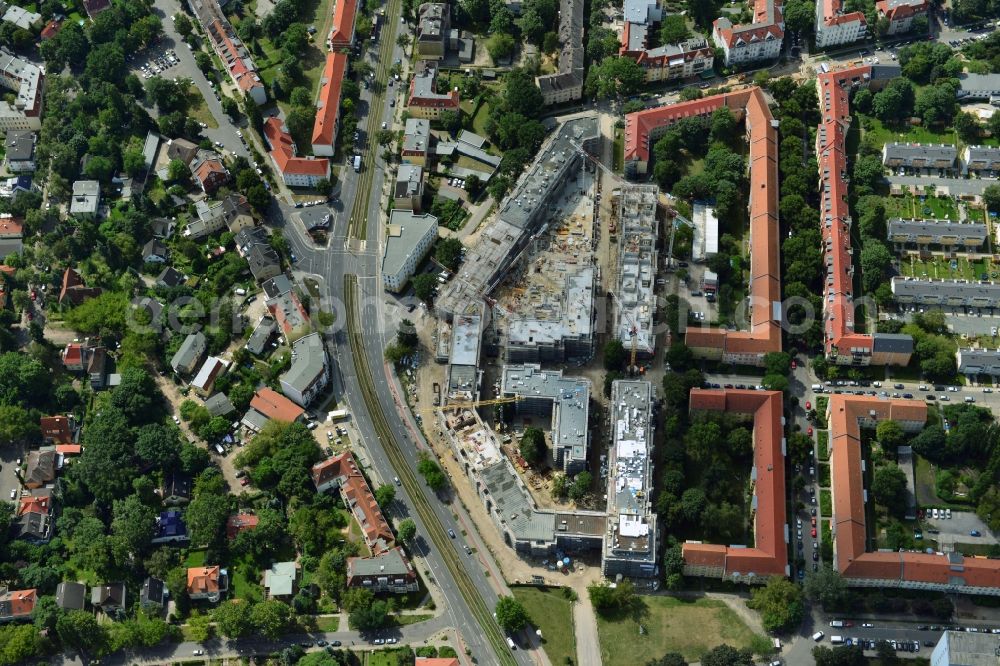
[614,184,659,359]
[500,364,590,474]
[446,303,484,403]
[505,266,596,363]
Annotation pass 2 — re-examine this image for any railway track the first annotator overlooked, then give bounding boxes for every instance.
[344,275,515,666]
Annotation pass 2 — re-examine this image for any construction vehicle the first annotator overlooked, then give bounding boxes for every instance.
[608,290,641,374]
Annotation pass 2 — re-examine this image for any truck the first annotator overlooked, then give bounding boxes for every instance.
[329,409,350,422]
[829,621,845,628]
[353,155,362,172]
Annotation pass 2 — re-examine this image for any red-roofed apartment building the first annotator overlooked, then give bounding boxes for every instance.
[814,0,867,48]
[618,3,714,83]
[247,387,306,424]
[711,0,783,66]
[815,65,913,367]
[311,451,394,555]
[0,588,36,622]
[205,19,266,105]
[328,0,359,48]
[311,52,348,157]
[827,394,1000,595]
[407,61,460,120]
[625,89,781,366]
[876,0,928,34]
[682,389,788,582]
[263,117,330,188]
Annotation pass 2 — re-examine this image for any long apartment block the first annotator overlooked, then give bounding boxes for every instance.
[624,88,782,366]
[828,395,1000,595]
[682,389,788,581]
[816,65,913,367]
[616,185,658,358]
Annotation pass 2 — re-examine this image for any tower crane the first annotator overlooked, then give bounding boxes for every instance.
[608,289,640,374]
[418,395,524,414]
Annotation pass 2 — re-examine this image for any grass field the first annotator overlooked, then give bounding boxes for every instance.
[596,596,757,665]
[821,489,832,516]
[817,430,829,460]
[884,193,959,220]
[862,117,957,147]
[914,454,939,506]
[512,587,576,666]
[470,100,492,139]
[315,615,340,631]
[368,648,411,666]
[899,255,991,281]
[186,85,218,129]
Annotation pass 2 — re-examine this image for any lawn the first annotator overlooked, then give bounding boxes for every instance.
[185,548,207,568]
[914,454,939,507]
[821,489,832,516]
[817,430,829,460]
[613,127,624,173]
[394,613,433,626]
[862,116,957,146]
[884,193,959,220]
[899,255,990,281]
[315,616,340,631]
[186,85,219,129]
[512,587,576,666]
[368,649,412,666]
[469,100,492,139]
[596,596,757,665]
[230,558,264,603]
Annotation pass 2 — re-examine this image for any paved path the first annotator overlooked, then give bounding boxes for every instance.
[574,593,601,666]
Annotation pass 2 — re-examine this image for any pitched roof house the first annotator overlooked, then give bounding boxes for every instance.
[187,566,228,602]
[58,268,102,307]
[55,582,86,610]
[0,589,36,622]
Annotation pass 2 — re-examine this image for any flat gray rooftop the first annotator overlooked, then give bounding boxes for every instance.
[891,276,1000,305]
[887,218,986,242]
[507,267,595,348]
[501,364,589,463]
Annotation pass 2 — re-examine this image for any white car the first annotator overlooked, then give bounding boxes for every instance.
[193,649,204,656]
[9,489,15,500]
[172,416,180,425]
[236,130,243,138]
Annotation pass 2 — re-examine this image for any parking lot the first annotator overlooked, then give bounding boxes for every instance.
[138,47,181,79]
[926,510,998,548]
[0,443,23,506]
[680,263,719,324]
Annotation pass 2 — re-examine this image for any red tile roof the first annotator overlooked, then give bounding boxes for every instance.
[312,451,394,554]
[312,52,348,149]
[328,0,359,47]
[59,268,102,306]
[192,156,228,193]
[263,117,331,178]
[40,415,72,444]
[0,589,36,618]
[415,659,460,666]
[0,216,22,236]
[40,18,61,39]
[62,343,84,369]
[226,512,259,540]
[250,388,305,423]
[876,0,928,22]
[207,19,264,99]
[18,493,51,516]
[684,389,787,578]
[56,444,82,455]
[187,566,223,594]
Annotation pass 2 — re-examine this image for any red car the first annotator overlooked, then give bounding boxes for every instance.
[807,426,813,436]
[811,528,817,538]
[29,290,36,301]
[811,517,817,527]
[805,401,811,410]
[26,311,33,321]
[791,360,797,370]
[240,477,250,486]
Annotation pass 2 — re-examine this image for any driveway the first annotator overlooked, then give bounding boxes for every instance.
[927,511,998,549]
[0,443,23,507]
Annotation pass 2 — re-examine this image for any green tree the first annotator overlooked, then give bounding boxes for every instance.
[519,427,545,465]
[646,653,687,666]
[746,576,804,633]
[487,33,516,63]
[954,111,981,143]
[875,420,905,448]
[495,596,530,633]
[568,471,592,501]
[251,600,292,639]
[659,15,689,44]
[603,339,626,371]
[412,273,437,303]
[803,567,848,609]
[435,237,465,270]
[111,494,157,556]
[983,184,1000,213]
[57,610,106,654]
[214,600,254,638]
[0,405,39,444]
[397,518,417,543]
[872,463,908,517]
[374,483,396,508]
[701,645,753,666]
[167,158,188,183]
[174,13,193,37]
[586,56,645,99]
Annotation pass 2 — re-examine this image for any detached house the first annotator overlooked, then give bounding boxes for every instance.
[4,130,34,172]
[23,450,57,489]
[55,582,86,610]
[142,239,169,263]
[16,489,54,543]
[40,415,73,444]
[151,510,189,545]
[190,150,229,194]
[58,268,102,306]
[187,566,228,603]
[346,546,419,593]
[407,61,460,119]
[0,589,36,622]
[91,583,126,614]
[171,331,207,376]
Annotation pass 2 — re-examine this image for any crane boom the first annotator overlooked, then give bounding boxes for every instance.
[418,395,524,414]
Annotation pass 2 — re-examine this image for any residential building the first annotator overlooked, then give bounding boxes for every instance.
[142,239,169,263]
[205,393,236,418]
[310,451,394,554]
[280,333,329,407]
[171,332,207,376]
[235,226,281,282]
[247,315,277,355]
[445,305,482,401]
[381,210,438,292]
[90,583,126,613]
[69,180,100,218]
[131,295,164,331]
[40,18,60,40]
[190,194,255,239]
[328,0,359,48]
[501,364,590,474]
[887,219,987,250]
[416,659,459,666]
[814,0,867,48]
[957,348,1000,378]
[711,0,783,66]
[4,130,34,172]
[82,0,110,18]
[86,346,109,389]
[188,0,266,104]
[816,64,913,367]
[226,511,259,539]
[346,547,419,593]
[891,276,1000,307]
[956,73,1000,103]
[882,142,957,170]
[505,267,595,364]
[263,561,297,598]
[0,2,41,30]
[433,130,501,181]
[416,3,448,59]
[156,266,187,288]
[0,49,43,131]
[23,450,56,489]
[190,150,229,194]
[311,51,348,157]
[16,489,53,543]
[167,137,199,164]
[407,61,460,119]
[263,275,310,338]
[40,415,73,445]
[162,471,191,506]
[140,577,166,608]
[393,164,424,211]
[536,0,585,104]
[624,37,714,83]
[55,582,86,610]
[615,185,659,358]
[186,566,228,602]
[931,630,1000,665]
[0,589,36,622]
[827,395,997,594]
[962,144,1000,173]
[692,202,720,261]
[263,117,330,187]
[191,356,227,395]
[58,268,102,306]
[435,116,599,318]
[402,118,431,165]
[0,213,20,257]
[876,0,928,35]
[683,390,788,581]
[603,380,658,578]
[242,387,306,432]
